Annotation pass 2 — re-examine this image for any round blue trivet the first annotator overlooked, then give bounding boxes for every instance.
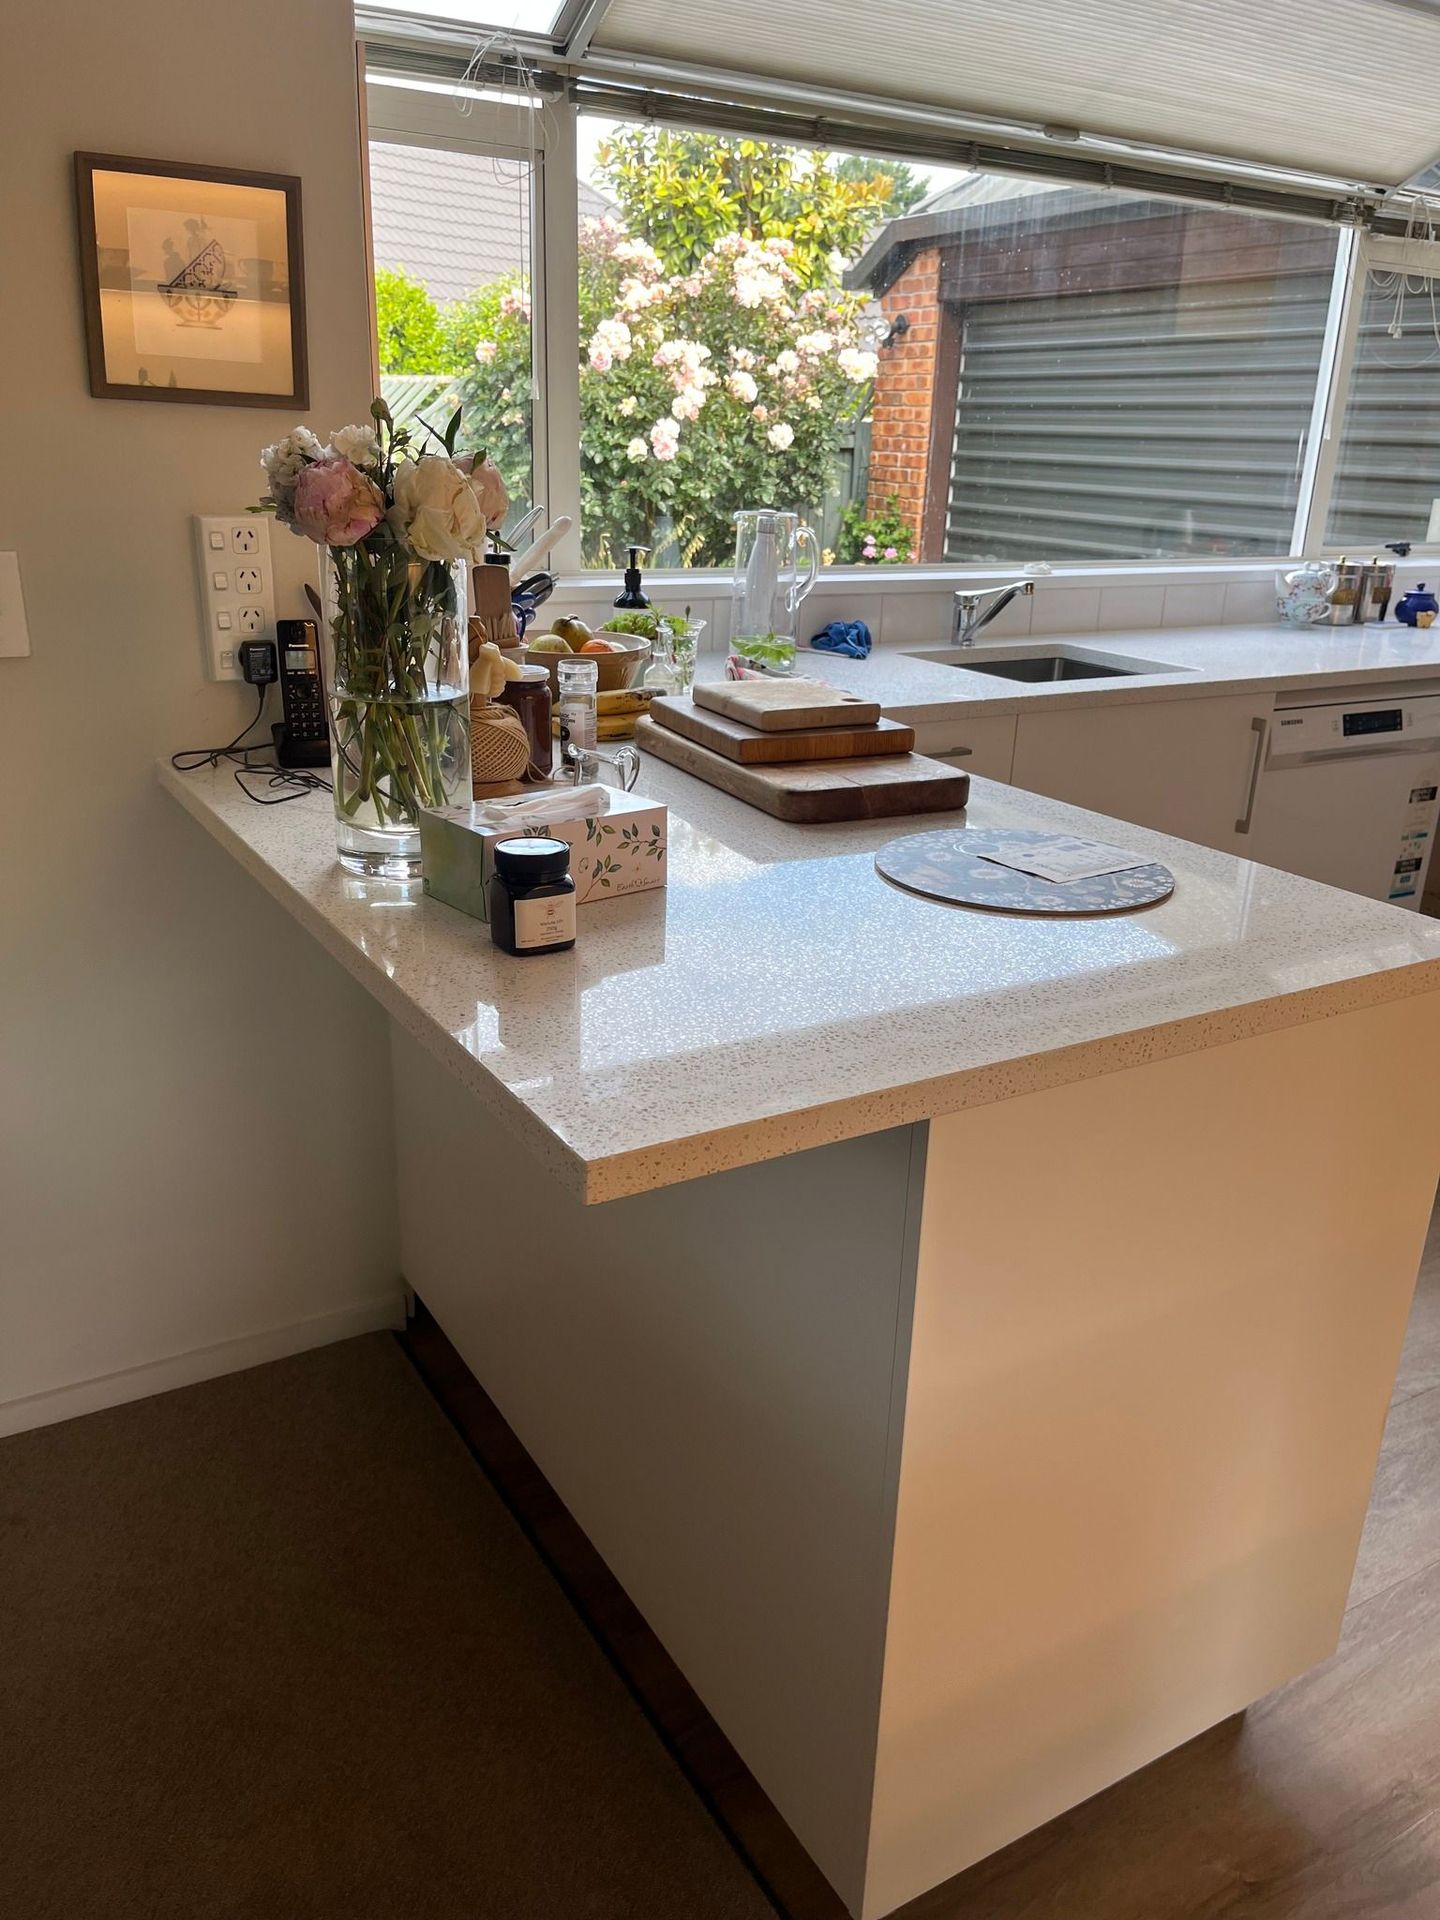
[875,827,1175,916]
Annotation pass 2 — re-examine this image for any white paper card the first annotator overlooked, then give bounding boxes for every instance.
[977,835,1151,884]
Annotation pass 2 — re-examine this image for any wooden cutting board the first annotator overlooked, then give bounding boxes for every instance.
[650,697,914,764]
[693,677,882,732]
[634,716,969,822]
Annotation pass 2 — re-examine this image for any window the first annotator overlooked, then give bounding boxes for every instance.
[363,70,1440,574]
[928,185,1337,564]
[366,85,541,545]
[1327,263,1440,550]
[563,119,1341,569]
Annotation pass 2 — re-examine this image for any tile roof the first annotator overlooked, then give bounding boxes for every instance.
[370,139,611,305]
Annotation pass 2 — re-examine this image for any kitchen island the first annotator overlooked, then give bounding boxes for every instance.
[163,755,1440,1918]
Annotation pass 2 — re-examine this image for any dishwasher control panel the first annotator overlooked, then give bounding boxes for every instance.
[1269,692,1440,758]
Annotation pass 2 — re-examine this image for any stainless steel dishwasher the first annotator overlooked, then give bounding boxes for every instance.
[1246,687,1440,908]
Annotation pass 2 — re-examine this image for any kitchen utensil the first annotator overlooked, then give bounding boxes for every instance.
[509,515,574,580]
[650,696,914,764]
[1324,562,1367,624]
[731,510,820,676]
[633,716,968,821]
[505,503,545,551]
[1275,562,1335,627]
[1359,563,1396,623]
[693,677,882,732]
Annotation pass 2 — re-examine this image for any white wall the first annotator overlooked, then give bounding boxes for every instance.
[0,0,401,1434]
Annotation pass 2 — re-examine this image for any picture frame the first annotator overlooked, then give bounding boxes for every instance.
[74,152,308,409]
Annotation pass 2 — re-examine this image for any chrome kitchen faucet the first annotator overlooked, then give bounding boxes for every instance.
[951,580,1035,646]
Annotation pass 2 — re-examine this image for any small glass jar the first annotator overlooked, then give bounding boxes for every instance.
[499,664,553,778]
[556,656,599,781]
[489,837,577,955]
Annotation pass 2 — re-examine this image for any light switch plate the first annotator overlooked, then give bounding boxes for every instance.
[0,551,31,657]
[194,514,273,680]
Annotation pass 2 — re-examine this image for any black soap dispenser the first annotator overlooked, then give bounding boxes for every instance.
[614,545,651,611]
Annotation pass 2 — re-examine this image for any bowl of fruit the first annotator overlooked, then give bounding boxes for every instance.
[522,617,651,694]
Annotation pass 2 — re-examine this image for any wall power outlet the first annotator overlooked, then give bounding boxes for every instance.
[193,514,274,681]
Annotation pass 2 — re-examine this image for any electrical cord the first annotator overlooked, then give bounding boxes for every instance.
[170,687,333,805]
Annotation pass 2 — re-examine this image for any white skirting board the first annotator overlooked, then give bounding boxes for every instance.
[0,1292,406,1439]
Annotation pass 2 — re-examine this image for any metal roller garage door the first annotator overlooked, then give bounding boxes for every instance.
[945,275,1334,563]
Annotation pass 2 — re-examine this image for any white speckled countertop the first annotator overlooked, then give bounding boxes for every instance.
[771,621,1440,721]
[161,752,1440,1204]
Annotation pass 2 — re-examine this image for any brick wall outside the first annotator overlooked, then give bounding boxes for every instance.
[865,246,946,559]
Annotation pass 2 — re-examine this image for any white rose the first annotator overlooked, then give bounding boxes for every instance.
[626,436,648,463]
[766,422,795,450]
[389,454,489,562]
[260,425,324,506]
[727,370,758,404]
[837,347,879,382]
[330,424,381,467]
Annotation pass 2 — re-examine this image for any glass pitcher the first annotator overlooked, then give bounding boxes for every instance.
[730,510,820,676]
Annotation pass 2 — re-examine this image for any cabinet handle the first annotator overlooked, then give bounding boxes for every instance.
[1234,717,1268,834]
[931,746,974,760]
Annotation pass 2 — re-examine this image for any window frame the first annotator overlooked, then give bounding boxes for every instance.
[363,68,1440,580]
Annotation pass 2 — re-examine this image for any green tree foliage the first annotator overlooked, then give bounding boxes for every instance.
[594,130,894,283]
[374,267,450,374]
[834,154,929,217]
[382,130,894,566]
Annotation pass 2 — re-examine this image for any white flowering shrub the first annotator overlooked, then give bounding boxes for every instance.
[444,221,876,566]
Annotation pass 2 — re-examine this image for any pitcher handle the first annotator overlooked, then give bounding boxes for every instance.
[790,524,821,612]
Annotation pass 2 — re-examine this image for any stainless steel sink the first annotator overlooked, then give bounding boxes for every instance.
[907,646,1188,682]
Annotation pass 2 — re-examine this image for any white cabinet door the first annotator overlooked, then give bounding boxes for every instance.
[910,715,1017,784]
[1010,693,1275,853]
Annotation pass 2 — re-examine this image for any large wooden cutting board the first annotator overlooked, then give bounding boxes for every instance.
[650,696,914,764]
[693,677,882,732]
[634,716,969,822]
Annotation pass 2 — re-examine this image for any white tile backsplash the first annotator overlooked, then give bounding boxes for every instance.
[1163,583,1227,627]
[800,591,885,646]
[1098,584,1167,631]
[534,562,1299,651]
[1029,587,1101,636]
[1223,580,1277,624]
[877,591,952,646]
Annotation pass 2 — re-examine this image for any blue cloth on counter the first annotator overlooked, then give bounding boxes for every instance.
[809,619,872,659]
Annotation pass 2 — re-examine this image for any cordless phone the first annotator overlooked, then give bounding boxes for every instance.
[273,618,330,768]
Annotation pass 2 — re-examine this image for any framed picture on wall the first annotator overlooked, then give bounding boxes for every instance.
[74,152,308,408]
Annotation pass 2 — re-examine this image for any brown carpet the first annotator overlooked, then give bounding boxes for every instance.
[0,1336,776,1920]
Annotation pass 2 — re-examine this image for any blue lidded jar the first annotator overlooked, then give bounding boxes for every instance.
[1395,583,1439,628]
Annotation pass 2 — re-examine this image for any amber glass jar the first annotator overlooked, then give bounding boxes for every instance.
[499,665,553,778]
[489,837,576,955]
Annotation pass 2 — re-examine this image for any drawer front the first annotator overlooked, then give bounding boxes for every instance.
[911,715,1016,784]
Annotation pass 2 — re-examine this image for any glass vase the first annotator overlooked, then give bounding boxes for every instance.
[321,545,470,877]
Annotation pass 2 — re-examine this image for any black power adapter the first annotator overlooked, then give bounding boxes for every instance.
[238,639,277,685]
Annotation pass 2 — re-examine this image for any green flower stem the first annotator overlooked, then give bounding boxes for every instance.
[326,540,468,834]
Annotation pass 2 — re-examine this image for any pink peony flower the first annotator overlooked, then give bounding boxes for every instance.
[454,452,510,530]
[291,457,385,547]
[884,546,899,560]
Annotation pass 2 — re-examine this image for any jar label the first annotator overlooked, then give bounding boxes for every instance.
[514,892,576,950]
